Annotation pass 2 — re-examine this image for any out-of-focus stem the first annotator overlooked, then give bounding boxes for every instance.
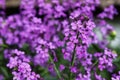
[49,53,62,79]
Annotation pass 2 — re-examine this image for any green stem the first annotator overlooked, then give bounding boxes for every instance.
[69,43,77,80]
[91,60,98,69]
[71,44,77,66]
[0,44,8,48]
[0,67,9,78]
[69,31,79,80]
[91,44,100,69]
[49,53,62,79]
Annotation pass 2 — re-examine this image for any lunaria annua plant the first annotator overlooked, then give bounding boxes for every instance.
[0,0,119,80]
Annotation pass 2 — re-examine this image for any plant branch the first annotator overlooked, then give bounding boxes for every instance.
[49,51,62,79]
[69,31,79,80]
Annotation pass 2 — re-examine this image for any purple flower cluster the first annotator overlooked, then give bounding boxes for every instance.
[76,72,91,80]
[6,49,40,80]
[112,71,120,80]
[94,73,106,80]
[94,48,117,71]
[0,0,119,80]
[97,20,116,49]
[98,5,118,19]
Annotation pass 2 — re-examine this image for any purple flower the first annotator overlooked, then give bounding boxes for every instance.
[111,71,120,80]
[98,5,118,19]
[0,75,4,80]
[76,72,91,80]
[7,57,18,69]
[59,64,65,72]
[34,45,49,65]
[95,73,106,80]
[70,66,77,73]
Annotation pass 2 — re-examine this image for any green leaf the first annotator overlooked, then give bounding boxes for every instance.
[100,70,111,80]
[0,67,9,78]
[44,75,58,80]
